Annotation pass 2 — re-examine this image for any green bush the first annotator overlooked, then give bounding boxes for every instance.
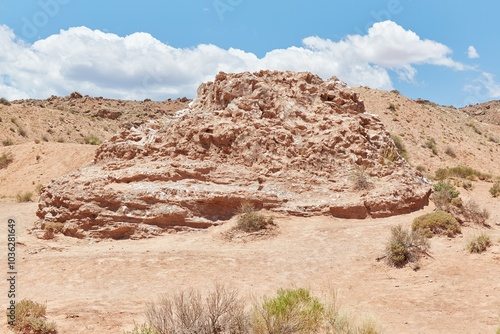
[431,181,459,210]
[467,233,492,254]
[490,182,500,198]
[385,225,430,268]
[412,211,461,238]
[83,135,102,145]
[8,299,57,334]
[252,288,325,334]
[0,152,13,169]
[236,203,274,233]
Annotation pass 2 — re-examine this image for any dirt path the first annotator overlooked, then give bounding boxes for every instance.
[0,183,499,333]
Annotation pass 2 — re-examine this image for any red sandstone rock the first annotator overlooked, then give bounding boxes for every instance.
[35,70,431,239]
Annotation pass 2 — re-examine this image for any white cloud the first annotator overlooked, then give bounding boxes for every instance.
[0,21,468,100]
[467,46,480,59]
[462,72,500,105]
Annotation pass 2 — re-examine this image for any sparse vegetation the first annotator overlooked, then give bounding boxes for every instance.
[16,191,33,202]
[434,166,492,181]
[352,165,370,190]
[252,288,325,334]
[146,284,246,334]
[0,97,11,105]
[124,323,159,334]
[382,146,399,164]
[431,181,459,210]
[490,182,500,198]
[390,134,408,160]
[390,89,400,95]
[2,138,13,146]
[83,135,102,145]
[236,203,274,233]
[444,146,456,158]
[0,152,14,169]
[462,200,490,225]
[423,138,438,155]
[8,299,57,334]
[18,127,27,137]
[387,102,399,111]
[466,122,482,135]
[467,233,492,253]
[385,225,430,268]
[412,211,461,238]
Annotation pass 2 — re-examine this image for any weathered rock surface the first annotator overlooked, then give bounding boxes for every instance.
[36,71,431,239]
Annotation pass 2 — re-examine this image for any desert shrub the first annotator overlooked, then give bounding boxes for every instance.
[490,182,500,198]
[423,138,438,155]
[390,89,400,95]
[467,233,492,254]
[236,203,274,233]
[382,146,399,164]
[124,322,159,334]
[416,165,425,173]
[434,166,491,181]
[466,122,482,135]
[431,181,459,210]
[16,191,33,202]
[390,134,408,160]
[387,103,399,111]
[146,284,246,334]
[412,211,461,238]
[2,138,14,146]
[8,299,57,334]
[83,135,102,145]
[0,152,14,169]
[0,97,11,105]
[252,288,325,334]
[444,146,456,158]
[462,200,489,225]
[18,127,27,137]
[352,165,369,190]
[385,225,430,268]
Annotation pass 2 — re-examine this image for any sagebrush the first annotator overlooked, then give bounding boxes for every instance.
[412,211,461,238]
[385,225,430,268]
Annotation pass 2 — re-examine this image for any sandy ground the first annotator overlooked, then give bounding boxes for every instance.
[0,182,499,334]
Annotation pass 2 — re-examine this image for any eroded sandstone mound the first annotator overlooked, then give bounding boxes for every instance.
[36,71,430,239]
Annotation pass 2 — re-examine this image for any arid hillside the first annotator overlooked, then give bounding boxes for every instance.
[352,87,500,176]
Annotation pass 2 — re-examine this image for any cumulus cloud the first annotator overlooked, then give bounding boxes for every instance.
[467,46,480,59]
[0,21,467,100]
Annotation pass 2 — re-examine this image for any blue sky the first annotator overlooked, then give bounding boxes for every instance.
[0,0,499,106]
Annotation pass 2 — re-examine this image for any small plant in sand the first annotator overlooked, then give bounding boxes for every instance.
[16,191,33,202]
[467,233,492,254]
[352,165,370,190]
[490,181,500,198]
[385,225,430,268]
[0,152,13,169]
[236,203,274,233]
[7,299,57,334]
[461,200,490,225]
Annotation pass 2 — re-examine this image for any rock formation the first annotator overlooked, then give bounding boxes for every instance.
[35,70,431,239]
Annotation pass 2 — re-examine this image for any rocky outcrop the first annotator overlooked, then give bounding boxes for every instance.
[35,70,431,239]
